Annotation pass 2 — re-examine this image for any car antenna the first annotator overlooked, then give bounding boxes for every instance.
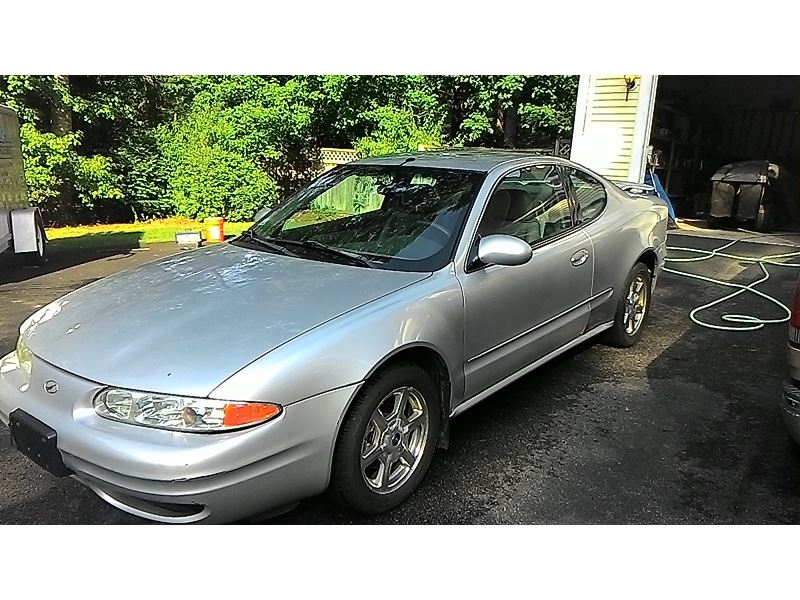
[399,157,416,166]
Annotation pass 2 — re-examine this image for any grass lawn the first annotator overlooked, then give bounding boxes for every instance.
[46,218,253,251]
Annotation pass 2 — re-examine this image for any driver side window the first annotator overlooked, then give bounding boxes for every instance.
[477,164,573,245]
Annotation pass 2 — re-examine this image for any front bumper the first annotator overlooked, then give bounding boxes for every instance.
[0,350,358,523]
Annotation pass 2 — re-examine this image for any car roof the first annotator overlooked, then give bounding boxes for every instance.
[350,148,576,172]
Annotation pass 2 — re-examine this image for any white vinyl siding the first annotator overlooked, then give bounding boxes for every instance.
[570,75,657,183]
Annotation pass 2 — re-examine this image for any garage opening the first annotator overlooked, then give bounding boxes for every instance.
[649,75,800,230]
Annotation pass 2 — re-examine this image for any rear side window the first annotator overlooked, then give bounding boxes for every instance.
[567,168,606,223]
[478,164,573,245]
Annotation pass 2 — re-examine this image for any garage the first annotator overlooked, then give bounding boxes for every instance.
[570,75,800,230]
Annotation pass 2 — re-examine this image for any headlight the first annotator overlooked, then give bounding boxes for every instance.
[93,388,281,433]
[15,336,32,379]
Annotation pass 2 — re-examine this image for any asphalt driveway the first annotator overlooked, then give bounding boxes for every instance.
[1,231,799,524]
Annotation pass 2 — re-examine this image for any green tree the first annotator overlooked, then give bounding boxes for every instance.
[354,106,443,156]
[158,77,317,220]
[423,75,578,148]
[1,76,125,222]
[1,74,579,225]
[69,76,198,220]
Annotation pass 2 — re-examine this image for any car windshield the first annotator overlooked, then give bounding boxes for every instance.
[243,164,485,272]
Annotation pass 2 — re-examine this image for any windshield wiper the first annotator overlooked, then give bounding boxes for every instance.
[273,238,375,268]
[236,230,298,257]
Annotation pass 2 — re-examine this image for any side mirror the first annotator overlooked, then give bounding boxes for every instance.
[476,234,532,267]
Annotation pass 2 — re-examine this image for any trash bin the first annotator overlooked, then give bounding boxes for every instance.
[203,217,225,243]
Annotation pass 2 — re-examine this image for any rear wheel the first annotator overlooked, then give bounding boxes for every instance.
[602,262,652,348]
[329,363,440,514]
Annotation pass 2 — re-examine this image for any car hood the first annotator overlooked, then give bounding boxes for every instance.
[21,244,429,397]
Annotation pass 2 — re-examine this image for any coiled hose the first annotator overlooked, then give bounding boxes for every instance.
[663,234,800,332]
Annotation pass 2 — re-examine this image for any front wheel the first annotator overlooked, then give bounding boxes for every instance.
[329,363,440,514]
[602,262,652,348]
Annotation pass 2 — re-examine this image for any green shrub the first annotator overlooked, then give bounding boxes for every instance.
[19,123,122,213]
[169,144,276,221]
[159,79,323,221]
[114,128,172,220]
[354,106,443,156]
[159,99,278,221]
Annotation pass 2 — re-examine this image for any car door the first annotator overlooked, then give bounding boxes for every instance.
[563,165,616,329]
[457,162,594,400]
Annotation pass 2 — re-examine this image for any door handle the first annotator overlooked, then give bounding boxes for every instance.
[570,249,589,267]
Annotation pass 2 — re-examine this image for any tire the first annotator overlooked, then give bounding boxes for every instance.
[329,362,440,514]
[602,262,652,348]
[22,222,47,266]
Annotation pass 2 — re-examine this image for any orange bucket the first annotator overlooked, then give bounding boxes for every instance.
[203,217,225,243]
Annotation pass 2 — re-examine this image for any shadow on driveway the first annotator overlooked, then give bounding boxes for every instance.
[273,239,800,525]
[0,232,143,285]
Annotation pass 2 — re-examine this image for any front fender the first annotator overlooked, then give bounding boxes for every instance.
[209,268,465,409]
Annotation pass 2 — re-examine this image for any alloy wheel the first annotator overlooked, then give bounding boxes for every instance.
[623,273,648,335]
[360,386,429,494]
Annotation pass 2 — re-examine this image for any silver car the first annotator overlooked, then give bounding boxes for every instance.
[0,150,669,523]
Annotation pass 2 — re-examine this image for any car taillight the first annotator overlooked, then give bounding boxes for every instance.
[790,279,800,344]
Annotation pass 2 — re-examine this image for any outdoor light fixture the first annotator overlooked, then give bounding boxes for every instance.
[623,75,638,101]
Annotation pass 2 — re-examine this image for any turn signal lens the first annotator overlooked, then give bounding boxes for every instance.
[94,388,281,433]
[791,279,800,330]
[223,403,281,427]
[790,279,800,345]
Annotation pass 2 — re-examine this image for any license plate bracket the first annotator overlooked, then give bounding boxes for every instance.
[9,409,72,477]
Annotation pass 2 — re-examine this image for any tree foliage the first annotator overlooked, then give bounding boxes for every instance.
[0,75,578,225]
